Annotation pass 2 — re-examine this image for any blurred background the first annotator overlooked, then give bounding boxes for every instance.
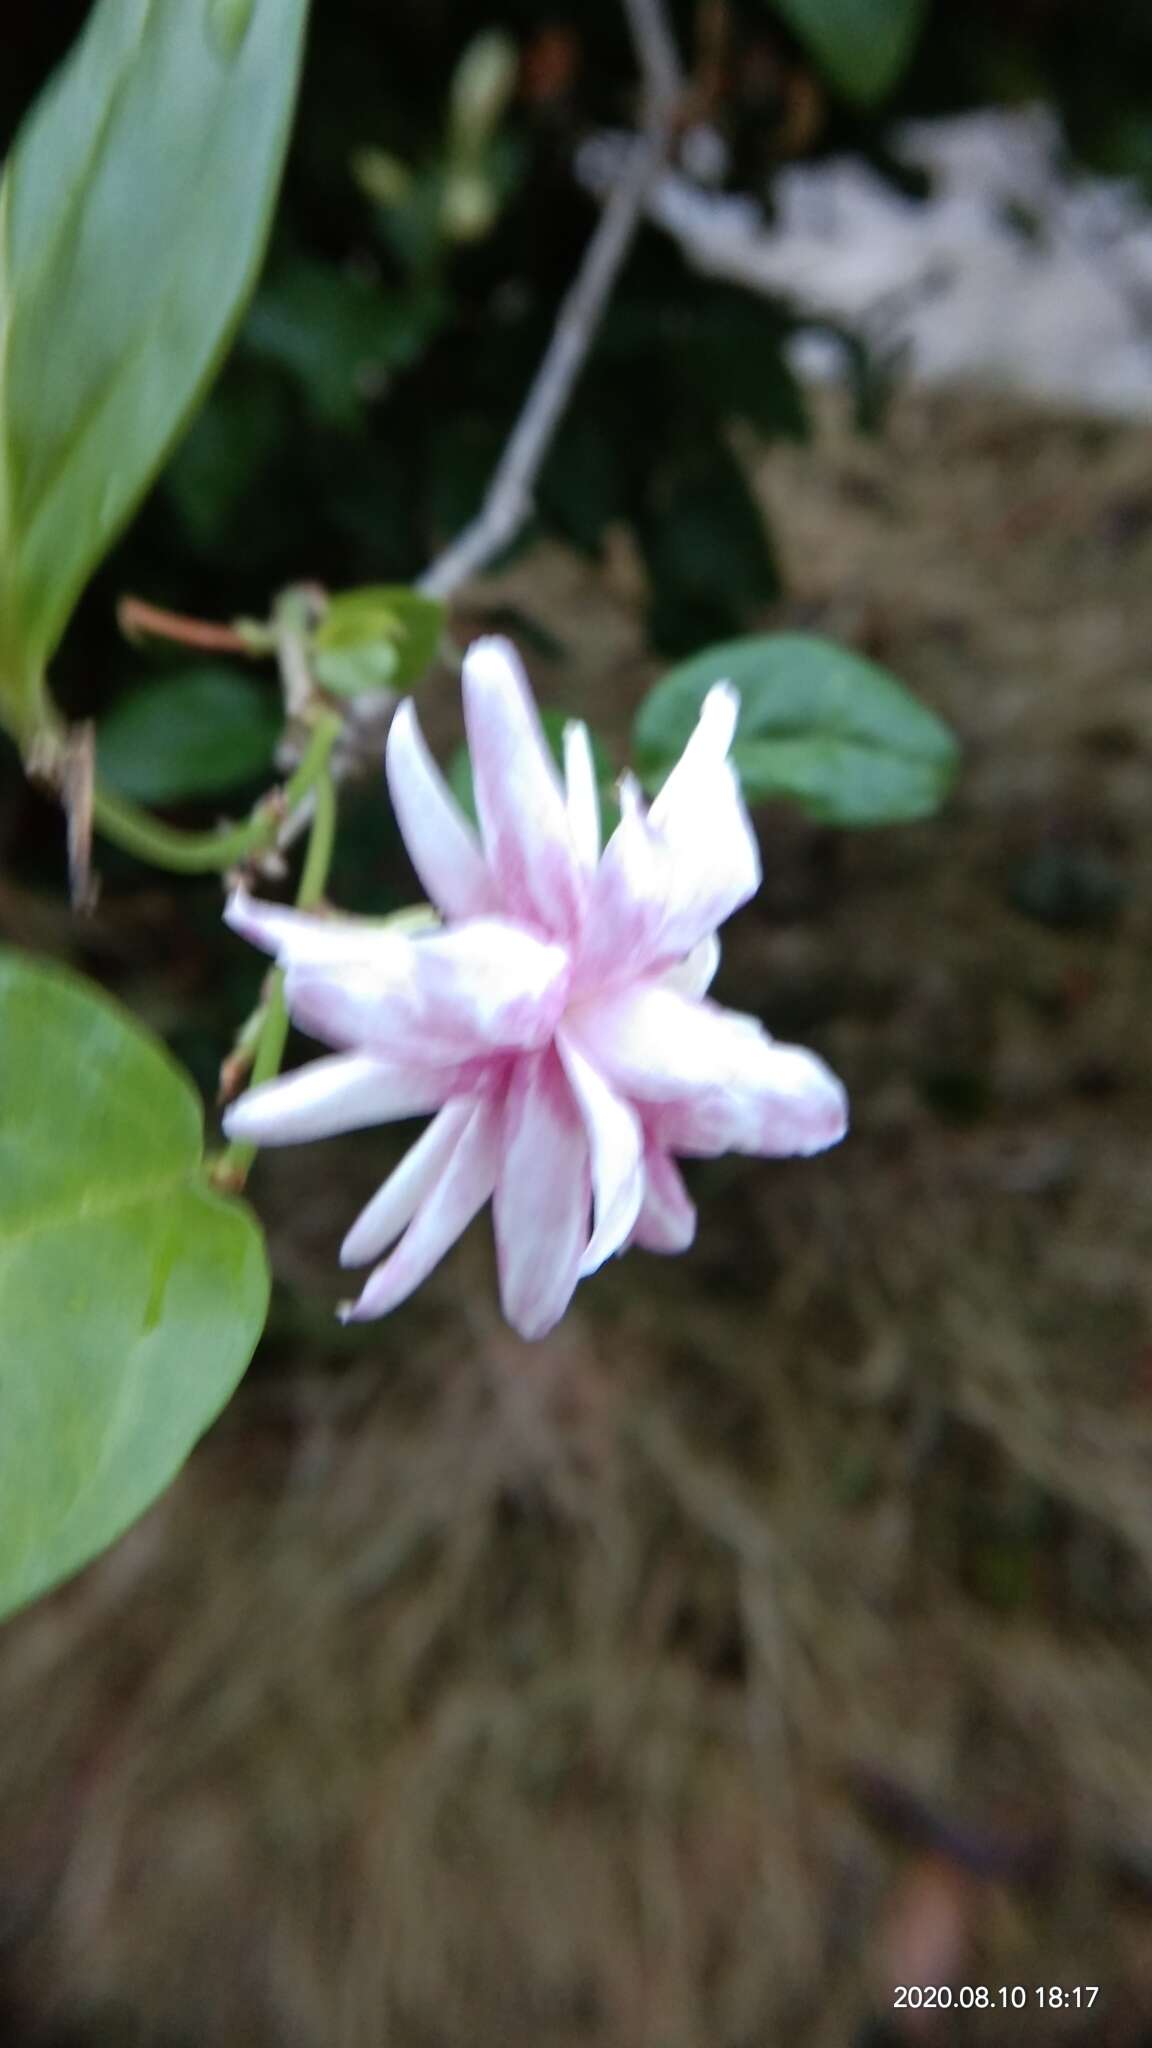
[2,1,1152,2042]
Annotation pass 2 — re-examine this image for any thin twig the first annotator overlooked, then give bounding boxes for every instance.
[418,0,684,601]
[623,0,685,121]
[117,596,254,655]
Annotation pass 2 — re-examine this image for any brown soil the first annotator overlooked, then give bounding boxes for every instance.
[1,387,1151,2047]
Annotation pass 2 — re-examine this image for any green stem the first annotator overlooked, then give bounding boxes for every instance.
[215,763,339,1191]
[91,711,342,874]
[296,761,338,911]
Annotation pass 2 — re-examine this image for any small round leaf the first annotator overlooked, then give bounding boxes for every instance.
[0,951,269,1619]
[311,586,444,698]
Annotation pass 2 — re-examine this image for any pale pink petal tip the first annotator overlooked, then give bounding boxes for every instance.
[462,633,583,937]
[223,885,279,955]
[791,1055,850,1153]
[699,680,740,752]
[563,719,601,871]
[462,632,533,695]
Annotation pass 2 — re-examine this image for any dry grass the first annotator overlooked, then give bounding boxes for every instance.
[2,387,1152,2045]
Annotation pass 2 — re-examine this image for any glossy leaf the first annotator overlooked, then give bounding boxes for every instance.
[634,633,959,826]
[97,665,280,803]
[0,0,310,743]
[0,951,269,1619]
[311,587,444,698]
[771,0,926,103]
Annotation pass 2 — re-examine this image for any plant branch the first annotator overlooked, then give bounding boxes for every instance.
[623,0,685,119]
[117,596,257,655]
[90,710,342,875]
[418,0,684,601]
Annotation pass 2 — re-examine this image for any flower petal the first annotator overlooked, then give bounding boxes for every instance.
[340,1099,475,1268]
[386,698,501,920]
[222,1052,453,1146]
[463,637,584,938]
[572,774,665,993]
[633,1145,696,1254]
[340,1096,501,1322]
[564,719,601,872]
[225,887,410,968]
[576,685,758,987]
[284,917,570,1062]
[556,1032,644,1275]
[642,683,761,958]
[660,933,720,1000]
[567,985,848,1157]
[493,1047,591,1339]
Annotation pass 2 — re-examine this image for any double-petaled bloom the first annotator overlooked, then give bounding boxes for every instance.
[223,638,847,1338]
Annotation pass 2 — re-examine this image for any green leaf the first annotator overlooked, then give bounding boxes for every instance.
[243,256,436,428]
[0,950,269,1619]
[97,664,280,804]
[771,0,926,103]
[634,633,959,826]
[0,0,310,744]
[207,0,257,59]
[311,586,444,698]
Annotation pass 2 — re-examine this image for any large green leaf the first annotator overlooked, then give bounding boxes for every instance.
[97,664,280,803]
[0,0,310,745]
[634,632,959,826]
[770,0,926,104]
[0,951,269,1618]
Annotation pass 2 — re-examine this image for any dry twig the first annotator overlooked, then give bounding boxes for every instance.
[418,0,685,601]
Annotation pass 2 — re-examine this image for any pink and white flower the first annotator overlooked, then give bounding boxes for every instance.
[223,637,847,1338]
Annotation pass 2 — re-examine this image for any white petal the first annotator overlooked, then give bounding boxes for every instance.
[463,637,584,938]
[633,1146,696,1254]
[646,1044,847,1157]
[567,986,849,1157]
[575,687,758,992]
[563,720,601,872]
[386,698,501,920]
[659,934,720,1000]
[642,683,760,958]
[283,917,570,1062]
[222,1053,453,1146]
[493,1048,591,1339]
[340,1100,475,1267]
[556,1032,643,1275]
[573,775,664,993]
[648,682,740,827]
[340,1096,501,1322]
[225,888,398,968]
